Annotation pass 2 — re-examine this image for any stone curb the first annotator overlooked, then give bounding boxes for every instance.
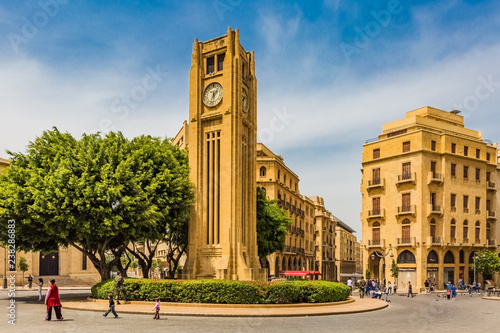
[62,297,389,317]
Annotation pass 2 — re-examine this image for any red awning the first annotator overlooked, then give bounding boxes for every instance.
[279,270,322,276]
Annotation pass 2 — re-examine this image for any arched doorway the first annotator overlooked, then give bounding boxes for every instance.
[426,250,439,288]
[39,252,59,276]
[397,250,416,291]
[443,250,455,286]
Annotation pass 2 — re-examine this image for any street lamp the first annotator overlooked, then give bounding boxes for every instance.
[371,248,394,260]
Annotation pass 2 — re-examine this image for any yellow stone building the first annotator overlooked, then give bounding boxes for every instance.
[255,143,317,278]
[335,218,357,283]
[309,196,336,281]
[181,28,264,280]
[360,106,498,292]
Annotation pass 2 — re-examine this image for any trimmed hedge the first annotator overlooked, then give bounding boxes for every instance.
[91,278,350,304]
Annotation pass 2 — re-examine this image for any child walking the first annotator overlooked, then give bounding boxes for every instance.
[103,294,118,318]
[153,298,160,320]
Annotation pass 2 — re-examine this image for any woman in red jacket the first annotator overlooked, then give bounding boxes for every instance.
[44,279,63,321]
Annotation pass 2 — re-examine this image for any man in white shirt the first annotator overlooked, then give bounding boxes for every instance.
[347,277,353,295]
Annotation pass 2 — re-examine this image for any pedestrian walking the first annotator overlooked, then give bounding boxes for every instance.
[407,281,413,298]
[44,279,63,321]
[153,298,160,320]
[393,282,397,295]
[452,284,457,300]
[28,274,33,289]
[347,277,353,295]
[388,281,392,295]
[468,284,472,297]
[424,280,430,294]
[358,278,366,298]
[37,278,44,301]
[103,294,118,318]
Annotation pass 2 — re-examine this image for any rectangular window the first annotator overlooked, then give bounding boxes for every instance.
[402,162,411,179]
[486,171,491,182]
[402,193,411,211]
[451,163,456,177]
[464,146,468,156]
[403,141,410,152]
[475,197,481,211]
[463,195,469,211]
[463,166,468,179]
[431,161,436,175]
[487,153,491,162]
[82,253,87,270]
[476,149,480,159]
[373,148,380,159]
[372,168,380,184]
[206,56,215,74]
[451,225,456,238]
[451,194,456,209]
[451,143,456,153]
[475,168,480,181]
[372,197,380,214]
[217,53,225,71]
[431,140,436,151]
[487,199,491,212]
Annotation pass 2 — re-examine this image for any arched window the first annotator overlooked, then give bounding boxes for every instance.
[459,250,464,263]
[402,219,410,243]
[259,166,266,177]
[463,220,468,241]
[372,222,380,246]
[397,250,416,264]
[469,251,476,264]
[444,250,454,264]
[451,219,456,239]
[427,250,438,264]
[282,257,287,270]
[475,221,480,242]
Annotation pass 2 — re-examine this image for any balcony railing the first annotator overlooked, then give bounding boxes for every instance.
[462,238,469,244]
[431,236,441,245]
[368,208,385,219]
[397,237,416,246]
[397,205,415,216]
[475,209,481,215]
[487,181,496,191]
[368,178,385,190]
[463,208,469,213]
[475,238,481,244]
[427,204,442,216]
[428,172,443,184]
[450,237,457,245]
[487,211,496,219]
[397,172,416,186]
[368,239,385,248]
[488,239,497,246]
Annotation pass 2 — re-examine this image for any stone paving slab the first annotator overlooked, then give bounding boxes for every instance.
[62,296,388,317]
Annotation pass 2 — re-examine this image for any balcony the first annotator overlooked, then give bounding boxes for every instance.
[427,236,442,246]
[475,238,481,245]
[397,205,416,217]
[487,211,496,220]
[397,237,416,247]
[463,208,469,214]
[488,239,497,247]
[427,172,443,185]
[427,204,443,216]
[368,239,385,248]
[462,238,469,245]
[487,181,496,191]
[397,172,416,186]
[449,238,457,245]
[367,178,385,190]
[367,208,385,220]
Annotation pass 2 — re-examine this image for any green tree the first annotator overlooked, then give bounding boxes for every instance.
[256,187,292,258]
[18,256,29,283]
[0,128,193,281]
[390,259,399,279]
[474,250,500,280]
[365,268,371,280]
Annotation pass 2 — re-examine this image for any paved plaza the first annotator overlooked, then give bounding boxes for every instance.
[1,290,500,333]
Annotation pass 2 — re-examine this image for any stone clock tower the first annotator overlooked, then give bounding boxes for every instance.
[183,28,265,281]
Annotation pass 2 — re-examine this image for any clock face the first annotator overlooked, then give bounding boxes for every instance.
[203,82,223,107]
[242,89,249,112]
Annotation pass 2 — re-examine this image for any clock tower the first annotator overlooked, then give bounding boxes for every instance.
[183,28,265,280]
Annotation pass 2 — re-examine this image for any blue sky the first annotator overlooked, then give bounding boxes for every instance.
[1,0,500,236]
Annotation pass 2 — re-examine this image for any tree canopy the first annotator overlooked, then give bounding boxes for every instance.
[0,128,193,281]
[256,186,291,258]
[474,250,500,278]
